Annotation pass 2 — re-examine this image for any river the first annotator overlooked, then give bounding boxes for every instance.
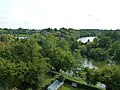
[77,36,98,69]
[77,36,106,89]
[77,36,95,43]
[77,36,115,69]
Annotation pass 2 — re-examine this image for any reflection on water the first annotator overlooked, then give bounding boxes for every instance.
[77,37,95,43]
[83,59,98,69]
[83,58,106,89]
[64,58,106,89]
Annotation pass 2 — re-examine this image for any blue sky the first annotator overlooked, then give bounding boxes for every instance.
[0,0,120,29]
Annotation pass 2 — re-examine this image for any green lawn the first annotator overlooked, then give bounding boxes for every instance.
[63,75,104,90]
[61,84,86,90]
[64,75,86,84]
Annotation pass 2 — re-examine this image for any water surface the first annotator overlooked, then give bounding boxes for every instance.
[77,37,95,43]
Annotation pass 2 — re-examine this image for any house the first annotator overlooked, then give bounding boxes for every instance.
[47,80,64,90]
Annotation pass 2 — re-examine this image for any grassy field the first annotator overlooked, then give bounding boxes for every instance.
[63,75,105,90]
[61,84,86,90]
[64,75,86,84]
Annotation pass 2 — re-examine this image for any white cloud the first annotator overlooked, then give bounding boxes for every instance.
[0,0,120,29]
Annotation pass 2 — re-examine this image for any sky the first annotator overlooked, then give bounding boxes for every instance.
[0,0,120,29]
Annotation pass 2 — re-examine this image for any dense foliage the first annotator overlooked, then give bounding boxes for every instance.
[0,35,48,90]
[0,28,84,89]
[84,65,120,90]
[77,30,120,63]
[0,28,120,90]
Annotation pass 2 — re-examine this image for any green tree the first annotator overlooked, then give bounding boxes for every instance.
[79,45,87,56]
[110,41,120,61]
[0,42,13,60]
[86,42,92,54]
[57,38,70,51]
[71,41,80,52]
[92,37,99,48]
[84,68,96,85]
[0,58,28,89]
[88,48,109,60]
[72,49,83,77]
[0,54,48,90]
[20,58,48,90]
[99,36,112,49]
[12,37,41,62]
[48,47,74,71]
[0,34,14,43]
[96,65,120,90]
[85,65,120,90]
[40,34,58,57]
